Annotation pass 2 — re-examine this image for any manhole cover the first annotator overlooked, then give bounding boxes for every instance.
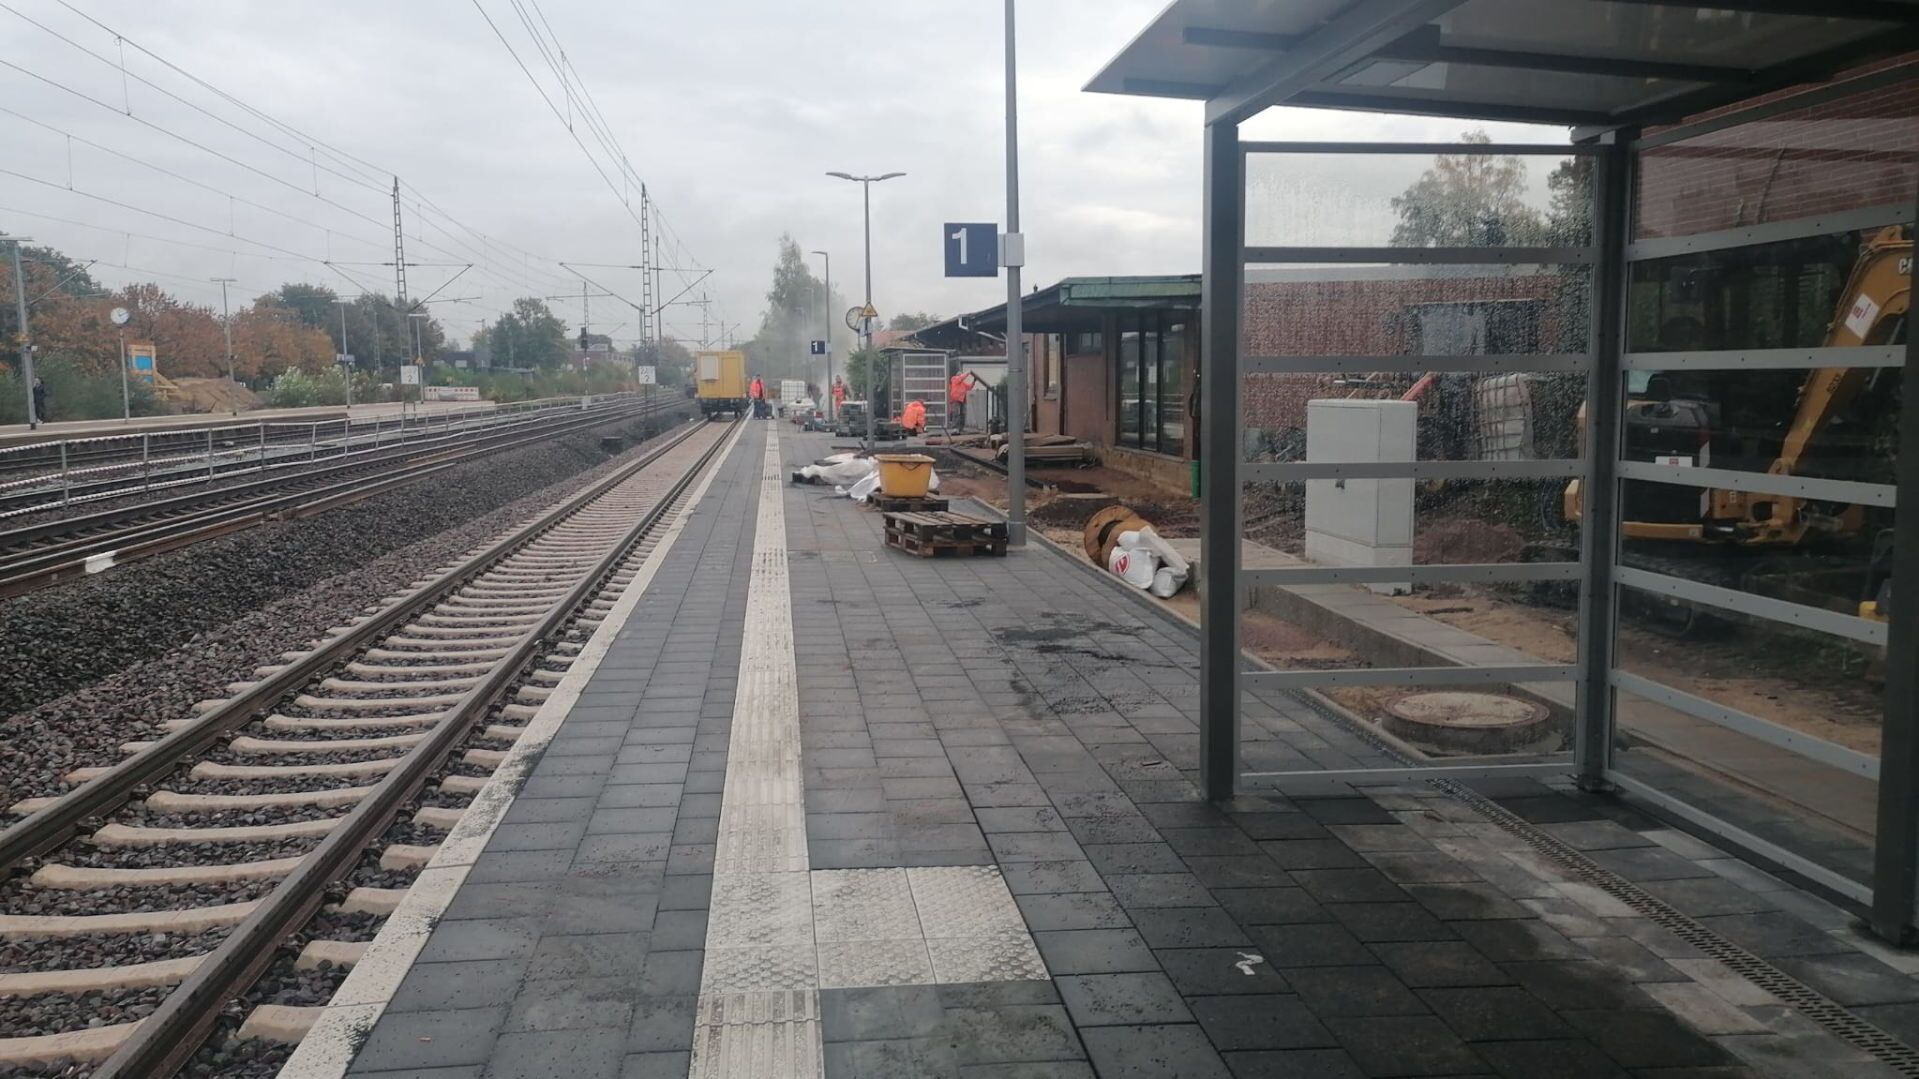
[1384,691,1549,754]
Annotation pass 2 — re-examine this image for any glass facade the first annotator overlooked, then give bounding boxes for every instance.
[1117,311,1190,455]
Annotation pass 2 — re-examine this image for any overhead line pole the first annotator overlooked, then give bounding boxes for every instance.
[1003,0,1026,546]
[5,233,37,428]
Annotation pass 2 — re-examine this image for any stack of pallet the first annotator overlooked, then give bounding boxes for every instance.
[883,511,1008,558]
[989,433,1096,466]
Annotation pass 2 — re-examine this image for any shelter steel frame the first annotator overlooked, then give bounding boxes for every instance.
[1201,127,1919,941]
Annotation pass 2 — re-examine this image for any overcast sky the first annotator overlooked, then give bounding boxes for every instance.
[0,0,1567,348]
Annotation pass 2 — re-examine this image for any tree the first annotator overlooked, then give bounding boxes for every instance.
[741,235,842,384]
[844,347,889,403]
[474,297,568,370]
[1391,130,1546,248]
[888,311,941,331]
[259,283,341,332]
[634,336,694,388]
[233,302,336,378]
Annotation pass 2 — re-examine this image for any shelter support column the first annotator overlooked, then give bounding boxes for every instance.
[1575,134,1629,790]
[1869,175,1919,946]
[1199,120,1243,801]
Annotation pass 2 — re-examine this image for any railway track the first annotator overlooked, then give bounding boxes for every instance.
[0,416,737,1076]
[0,396,688,600]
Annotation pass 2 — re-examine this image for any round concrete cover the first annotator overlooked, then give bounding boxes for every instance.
[1388,691,1544,730]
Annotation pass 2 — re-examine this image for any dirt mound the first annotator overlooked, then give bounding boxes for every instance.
[167,376,264,413]
[1415,519,1526,564]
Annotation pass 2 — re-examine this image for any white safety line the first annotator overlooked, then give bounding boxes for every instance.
[278,420,747,1079]
[689,425,1045,1078]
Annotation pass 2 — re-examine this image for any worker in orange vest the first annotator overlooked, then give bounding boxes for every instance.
[832,377,846,413]
[947,370,981,436]
[749,376,766,419]
[900,398,927,437]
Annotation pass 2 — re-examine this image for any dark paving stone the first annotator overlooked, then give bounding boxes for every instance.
[1371,941,1515,988]
[525,931,651,981]
[1294,869,1410,904]
[1189,994,1337,1051]
[1129,906,1253,948]
[656,873,713,911]
[389,960,527,1012]
[1159,827,1265,858]
[1537,820,1657,851]
[1056,972,1194,1026]
[352,1007,507,1071]
[1066,815,1166,845]
[1080,1023,1234,1078]
[1084,842,1190,876]
[1016,891,1134,931]
[1365,852,1486,886]
[485,1027,628,1079]
[824,1036,959,1077]
[1502,961,1660,1011]
[1105,863,1220,906]
[1212,887,1330,926]
[1404,883,1535,922]
[636,950,703,996]
[502,971,637,1029]
[1572,936,1687,984]
[1452,920,1586,962]
[1260,840,1373,871]
[1030,928,1160,974]
[1324,1014,1486,1077]
[1774,953,1919,1006]
[1220,1048,1366,1079]
[1419,986,1575,1042]
[417,918,540,963]
[1490,794,1600,824]
[1558,1010,1732,1069]
[1248,924,1378,969]
[1585,847,1717,882]
[648,908,708,950]
[1327,901,1458,943]
[1326,825,1435,853]
[943,1005,1083,1066]
[1157,948,1293,996]
[1851,1001,1919,1049]
[1284,966,1429,1018]
[1001,859,1108,895]
[625,995,697,1052]
[988,831,1087,863]
[1297,798,1397,825]
[1229,812,1333,841]
[1472,1039,1632,1079]
[1183,856,1294,889]
[620,1051,692,1078]
[959,1064,1097,1078]
[1637,876,1781,918]
[1695,912,1856,958]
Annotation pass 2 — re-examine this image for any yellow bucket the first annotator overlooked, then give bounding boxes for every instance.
[875,454,935,498]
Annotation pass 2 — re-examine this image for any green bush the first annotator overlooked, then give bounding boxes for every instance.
[0,356,161,424]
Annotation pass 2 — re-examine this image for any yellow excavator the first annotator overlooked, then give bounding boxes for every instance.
[1565,225,1907,629]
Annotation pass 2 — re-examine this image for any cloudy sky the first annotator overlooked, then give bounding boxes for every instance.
[0,0,1564,348]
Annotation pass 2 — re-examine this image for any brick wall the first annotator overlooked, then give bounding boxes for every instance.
[1636,60,1919,239]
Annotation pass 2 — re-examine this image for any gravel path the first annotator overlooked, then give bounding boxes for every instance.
[0,411,690,804]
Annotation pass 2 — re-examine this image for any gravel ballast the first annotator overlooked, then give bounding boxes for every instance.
[0,411,692,804]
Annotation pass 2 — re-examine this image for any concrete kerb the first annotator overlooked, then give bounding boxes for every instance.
[278,419,748,1079]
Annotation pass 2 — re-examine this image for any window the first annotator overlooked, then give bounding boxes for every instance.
[1044,334,1061,398]
[1072,331,1103,354]
[1116,311,1191,455]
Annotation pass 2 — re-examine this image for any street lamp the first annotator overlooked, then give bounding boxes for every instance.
[810,249,832,421]
[333,298,354,409]
[3,233,38,428]
[408,311,430,419]
[211,278,237,394]
[826,170,905,447]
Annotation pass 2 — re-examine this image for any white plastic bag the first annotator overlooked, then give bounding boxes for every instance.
[1149,566,1185,598]
[806,456,876,485]
[844,471,881,503]
[1108,544,1159,589]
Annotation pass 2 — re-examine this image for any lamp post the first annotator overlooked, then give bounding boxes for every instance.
[4,233,36,428]
[811,249,832,421]
[826,170,904,448]
[408,311,429,419]
[1002,0,1027,547]
[334,299,353,409]
[211,278,237,396]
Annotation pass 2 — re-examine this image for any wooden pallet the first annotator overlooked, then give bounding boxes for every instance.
[882,511,1008,558]
[868,494,950,513]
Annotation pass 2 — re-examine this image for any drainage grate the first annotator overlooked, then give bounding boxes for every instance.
[1282,692,1919,1076]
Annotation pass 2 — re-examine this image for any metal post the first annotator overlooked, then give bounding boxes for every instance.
[813,250,833,422]
[337,300,352,410]
[58,441,69,505]
[1576,136,1631,791]
[1198,120,1244,802]
[141,432,150,490]
[206,429,214,480]
[1870,173,1919,945]
[1003,0,1026,547]
[862,181,876,448]
[213,277,237,393]
[8,236,37,429]
[257,423,266,472]
[118,331,129,421]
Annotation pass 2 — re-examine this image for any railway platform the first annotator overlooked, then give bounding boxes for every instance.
[0,399,499,449]
[284,421,1919,1079]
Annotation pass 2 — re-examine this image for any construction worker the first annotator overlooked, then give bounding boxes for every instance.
[901,397,927,437]
[832,377,847,416]
[749,375,766,419]
[947,369,981,437]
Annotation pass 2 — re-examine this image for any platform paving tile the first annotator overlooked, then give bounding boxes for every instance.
[332,427,1919,1078]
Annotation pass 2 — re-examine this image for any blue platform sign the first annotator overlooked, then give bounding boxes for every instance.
[809,340,827,355]
[944,222,998,278]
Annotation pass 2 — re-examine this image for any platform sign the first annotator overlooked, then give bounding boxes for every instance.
[400,364,422,386]
[635,365,657,385]
[127,342,157,383]
[809,340,826,356]
[944,222,998,278]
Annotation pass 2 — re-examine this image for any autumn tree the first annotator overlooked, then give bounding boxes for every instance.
[473,298,568,369]
[1391,131,1547,248]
